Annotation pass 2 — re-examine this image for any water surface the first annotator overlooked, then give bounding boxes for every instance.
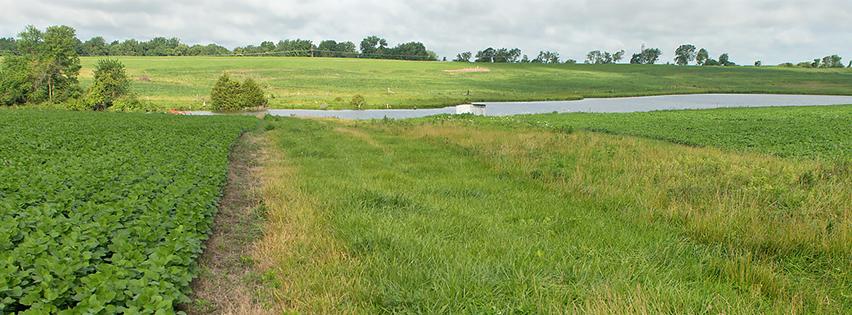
[196,94,852,119]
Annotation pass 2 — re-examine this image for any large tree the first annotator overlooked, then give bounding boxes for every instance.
[674,44,697,65]
[360,36,388,57]
[85,59,130,110]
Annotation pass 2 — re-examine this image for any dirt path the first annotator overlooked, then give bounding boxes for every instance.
[182,131,271,314]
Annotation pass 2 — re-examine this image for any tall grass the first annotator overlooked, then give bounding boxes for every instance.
[253,115,849,313]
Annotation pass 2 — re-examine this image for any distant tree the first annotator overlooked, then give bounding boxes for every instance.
[387,42,432,60]
[719,53,735,66]
[630,46,662,64]
[564,59,577,64]
[848,60,852,68]
[535,51,560,64]
[520,55,530,63]
[586,50,603,64]
[820,55,843,68]
[84,59,130,110]
[754,60,762,67]
[0,37,15,54]
[612,50,625,63]
[454,51,472,62]
[317,40,341,57]
[80,37,108,56]
[259,41,276,52]
[674,44,697,65]
[350,94,367,109]
[696,48,709,66]
[475,48,496,62]
[704,59,720,66]
[360,36,388,57]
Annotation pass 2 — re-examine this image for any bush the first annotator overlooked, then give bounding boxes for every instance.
[108,94,158,112]
[85,59,130,110]
[350,94,367,109]
[210,73,268,111]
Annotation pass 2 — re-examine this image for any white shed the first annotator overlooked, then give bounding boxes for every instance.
[455,103,487,116]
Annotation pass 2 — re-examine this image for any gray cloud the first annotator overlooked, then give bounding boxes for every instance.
[0,0,849,64]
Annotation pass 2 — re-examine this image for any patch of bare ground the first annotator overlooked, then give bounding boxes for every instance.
[182,131,272,315]
[443,66,491,73]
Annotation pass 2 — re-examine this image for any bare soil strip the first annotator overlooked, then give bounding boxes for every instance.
[183,132,271,314]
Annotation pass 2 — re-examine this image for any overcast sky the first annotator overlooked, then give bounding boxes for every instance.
[1,0,850,64]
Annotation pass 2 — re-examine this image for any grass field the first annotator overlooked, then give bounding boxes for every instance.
[239,106,850,313]
[424,105,852,160]
[77,56,852,110]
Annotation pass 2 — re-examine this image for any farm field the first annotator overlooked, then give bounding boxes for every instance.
[229,106,850,313]
[427,104,852,160]
[76,56,852,110]
[0,110,255,313]
[2,105,850,313]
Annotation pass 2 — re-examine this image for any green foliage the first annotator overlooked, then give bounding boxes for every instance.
[630,46,662,64]
[108,94,159,112]
[585,50,624,64]
[454,52,472,62]
[350,94,367,109]
[696,48,709,66]
[85,59,130,110]
[210,73,268,111]
[674,44,697,65]
[0,110,255,313]
[0,25,82,105]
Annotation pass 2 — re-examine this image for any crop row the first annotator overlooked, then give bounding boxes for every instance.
[0,110,255,313]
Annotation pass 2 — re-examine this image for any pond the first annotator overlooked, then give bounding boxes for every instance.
[192,94,852,119]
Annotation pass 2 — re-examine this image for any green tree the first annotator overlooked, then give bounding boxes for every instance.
[360,36,388,57]
[210,73,242,111]
[350,94,367,109]
[84,59,130,110]
[696,48,709,66]
[674,44,697,65]
[81,37,108,56]
[40,25,83,102]
[719,53,735,66]
[240,78,268,108]
[454,52,472,62]
[630,46,662,64]
[820,55,843,68]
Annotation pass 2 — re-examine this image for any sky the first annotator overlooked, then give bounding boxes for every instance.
[1,0,850,64]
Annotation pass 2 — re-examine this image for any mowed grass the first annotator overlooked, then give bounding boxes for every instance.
[425,104,852,160]
[77,56,852,110]
[248,110,850,313]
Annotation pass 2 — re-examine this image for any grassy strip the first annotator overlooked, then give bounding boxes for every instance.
[259,116,849,312]
[77,57,852,110]
[422,104,852,160]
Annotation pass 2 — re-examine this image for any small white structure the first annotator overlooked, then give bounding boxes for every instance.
[455,103,487,116]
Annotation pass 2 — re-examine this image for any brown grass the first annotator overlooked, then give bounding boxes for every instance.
[443,66,491,73]
[184,132,271,315]
[248,129,362,314]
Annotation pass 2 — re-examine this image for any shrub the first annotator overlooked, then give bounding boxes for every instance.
[108,94,158,112]
[85,59,130,110]
[350,94,367,109]
[210,73,268,111]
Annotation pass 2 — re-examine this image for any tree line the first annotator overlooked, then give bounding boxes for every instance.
[0,26,436,61]
[1,25,150,110]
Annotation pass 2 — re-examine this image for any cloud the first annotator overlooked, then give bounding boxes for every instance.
[0,0,849,64]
